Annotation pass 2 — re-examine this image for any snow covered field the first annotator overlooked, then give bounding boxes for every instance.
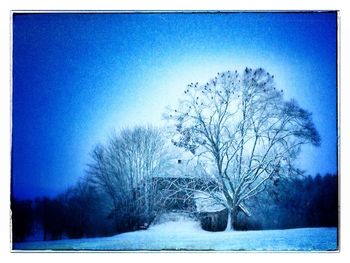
[13,213,338,251]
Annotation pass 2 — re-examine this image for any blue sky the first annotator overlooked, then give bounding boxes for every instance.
[12,12,337,199]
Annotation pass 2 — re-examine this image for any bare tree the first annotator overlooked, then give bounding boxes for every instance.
[165,68,320,230]
[87,126,174,230]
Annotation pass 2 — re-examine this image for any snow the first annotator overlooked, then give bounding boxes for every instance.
[13,213,338,251]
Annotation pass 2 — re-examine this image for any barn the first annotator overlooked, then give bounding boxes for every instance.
[152,176,251,231]
[194,192,251,231]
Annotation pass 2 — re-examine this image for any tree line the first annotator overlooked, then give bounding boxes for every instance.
[12,172,338,242]
[237,173,338,230]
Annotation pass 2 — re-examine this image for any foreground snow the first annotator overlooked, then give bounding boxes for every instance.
[14,214,338,251]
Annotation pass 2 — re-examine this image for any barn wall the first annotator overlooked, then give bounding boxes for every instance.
[199,209,228,231]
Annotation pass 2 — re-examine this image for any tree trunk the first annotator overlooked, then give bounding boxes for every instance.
[144,178,150,223]
[225,210,233,231]
[225,207,238,231]
[232,208,238,230]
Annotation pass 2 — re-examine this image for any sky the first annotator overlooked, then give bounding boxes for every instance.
[12,12,337,200]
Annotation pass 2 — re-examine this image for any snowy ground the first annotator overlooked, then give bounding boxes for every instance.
[13,213,338,251]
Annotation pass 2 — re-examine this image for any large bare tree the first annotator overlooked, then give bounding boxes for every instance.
[165,68,320,230]
[87,126,174,230]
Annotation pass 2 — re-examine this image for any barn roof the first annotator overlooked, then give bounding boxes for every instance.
[194,192,251,216]
[194,192,226,213]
